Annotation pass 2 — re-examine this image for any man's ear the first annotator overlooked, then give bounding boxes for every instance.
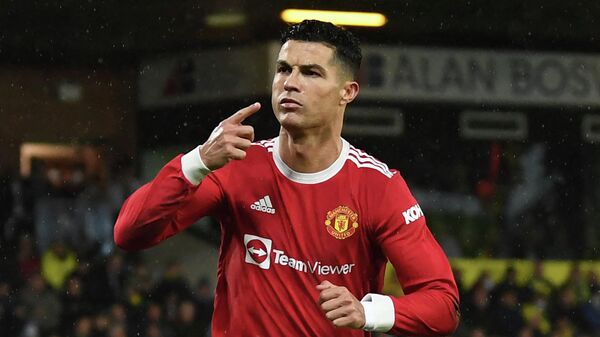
[339,81,360,105]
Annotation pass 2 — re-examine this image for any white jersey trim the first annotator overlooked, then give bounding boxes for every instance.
[348,147,395,178]
[253,139,275,152]
[271,137,349,184]
[254,137,395,182]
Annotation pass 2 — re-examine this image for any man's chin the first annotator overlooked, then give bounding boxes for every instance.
[279,120,301,130]
[278,115,305,131]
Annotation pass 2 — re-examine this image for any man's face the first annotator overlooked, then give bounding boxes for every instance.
[271,40,349,133]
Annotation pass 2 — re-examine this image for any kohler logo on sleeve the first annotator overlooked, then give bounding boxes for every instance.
[402,204,424,224]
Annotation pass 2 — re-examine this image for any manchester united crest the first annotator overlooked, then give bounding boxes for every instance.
[325,206,359,240]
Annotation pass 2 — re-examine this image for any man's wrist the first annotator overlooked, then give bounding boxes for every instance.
[360,293,395,332]
[181,145,212,185]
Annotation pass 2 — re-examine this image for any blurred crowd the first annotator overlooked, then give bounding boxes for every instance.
[0,238,214,337]
[454,263,600,337]
[0,156,216,337]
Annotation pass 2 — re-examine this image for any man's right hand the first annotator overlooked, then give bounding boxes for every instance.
[200,102,261,170]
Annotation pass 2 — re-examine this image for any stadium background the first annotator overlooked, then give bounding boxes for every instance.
[0,1,599,336]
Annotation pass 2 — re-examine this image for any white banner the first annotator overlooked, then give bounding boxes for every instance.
[360,46,600,106]
[138,43,600,108]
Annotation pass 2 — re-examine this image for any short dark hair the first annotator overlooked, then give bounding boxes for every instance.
[281,20,362,79]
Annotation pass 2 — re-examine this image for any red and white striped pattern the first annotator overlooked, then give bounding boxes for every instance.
[254,139,274,152]
[348,146,395,178]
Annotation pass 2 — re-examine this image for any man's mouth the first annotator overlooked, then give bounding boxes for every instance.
[279,98,302,109]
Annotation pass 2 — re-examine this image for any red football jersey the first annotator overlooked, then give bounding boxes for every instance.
[114,137,459,337]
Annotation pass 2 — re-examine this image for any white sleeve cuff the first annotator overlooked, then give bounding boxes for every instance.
[360,293,395,332]
[181,145,211,186]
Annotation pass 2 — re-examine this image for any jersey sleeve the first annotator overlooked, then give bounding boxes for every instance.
[113,154,225,251]
[368,173,460,336]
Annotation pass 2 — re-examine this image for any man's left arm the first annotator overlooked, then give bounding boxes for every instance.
[317,174,460,336]
[364,174,460,336]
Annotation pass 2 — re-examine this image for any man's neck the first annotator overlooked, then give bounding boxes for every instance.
[277,130,343,173]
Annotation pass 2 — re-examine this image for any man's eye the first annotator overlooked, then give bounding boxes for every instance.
[277,66,291,73]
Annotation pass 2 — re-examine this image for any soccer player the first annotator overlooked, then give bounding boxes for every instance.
[114,20,460,336]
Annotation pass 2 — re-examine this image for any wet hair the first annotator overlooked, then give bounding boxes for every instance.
[281,20,362,79]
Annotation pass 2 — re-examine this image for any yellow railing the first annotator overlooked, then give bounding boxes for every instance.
[383,258,600,296]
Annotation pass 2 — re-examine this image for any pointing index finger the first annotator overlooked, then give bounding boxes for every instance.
[226,102,261,125]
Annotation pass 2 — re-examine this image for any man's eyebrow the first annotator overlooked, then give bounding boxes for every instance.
[276,60,327,73]
[300,64,326,73]
[276,60,290,67]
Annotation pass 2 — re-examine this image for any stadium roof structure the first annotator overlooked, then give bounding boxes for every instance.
[2,0,600,65]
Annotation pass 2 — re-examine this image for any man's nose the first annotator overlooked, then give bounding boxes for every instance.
[283,69,300,92]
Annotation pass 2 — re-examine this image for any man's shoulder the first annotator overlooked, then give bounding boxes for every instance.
[345,142,397,180]
[222,138,275,168]
[251,138,276,153]
[209,139,274,182]
[242,138,275,162]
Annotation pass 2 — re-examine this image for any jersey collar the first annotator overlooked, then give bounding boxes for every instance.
[272,137,349,184]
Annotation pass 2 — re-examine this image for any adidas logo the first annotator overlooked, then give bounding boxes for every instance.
[250,195,276,214]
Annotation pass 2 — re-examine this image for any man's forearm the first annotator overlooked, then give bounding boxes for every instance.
[114,155,201,251]
[387,286,459,337]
